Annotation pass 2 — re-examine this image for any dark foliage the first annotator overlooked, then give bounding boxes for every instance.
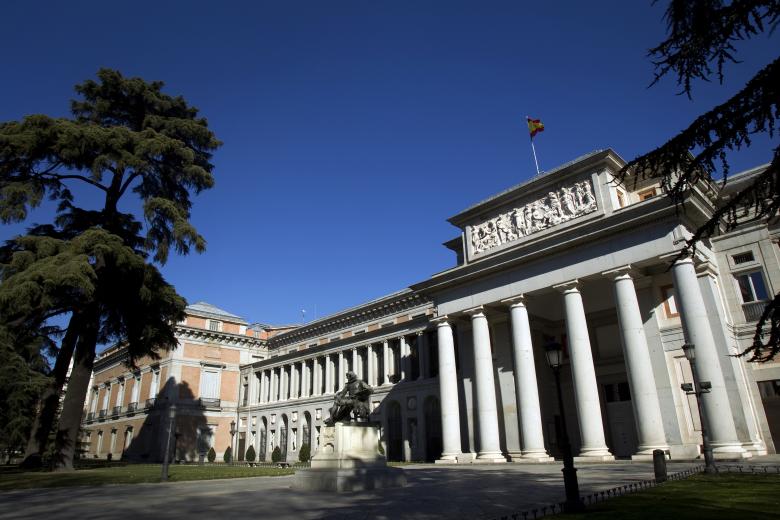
[618,0,780,361]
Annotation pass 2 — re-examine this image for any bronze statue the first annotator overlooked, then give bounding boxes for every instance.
[325,371,372,425]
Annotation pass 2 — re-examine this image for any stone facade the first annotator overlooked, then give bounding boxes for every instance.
[82,149,780,465]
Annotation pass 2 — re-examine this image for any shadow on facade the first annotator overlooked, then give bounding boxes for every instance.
[123,378,207,463]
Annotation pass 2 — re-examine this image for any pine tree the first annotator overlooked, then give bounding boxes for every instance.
[0,69,219,469]
[618,1,779,360]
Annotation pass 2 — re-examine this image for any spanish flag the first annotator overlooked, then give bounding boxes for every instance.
[527,117,544,138]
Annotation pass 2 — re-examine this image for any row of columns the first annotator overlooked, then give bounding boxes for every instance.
[435,259,743,462]
[251,334,431,405]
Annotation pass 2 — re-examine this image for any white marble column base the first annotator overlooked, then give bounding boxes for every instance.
[630,444,671,461]
[476,452,507,463]
[712,443,752,460]
[743,442,768,456]
[509,453,555,463]
[435,456,460,464]
[574,454,615,463]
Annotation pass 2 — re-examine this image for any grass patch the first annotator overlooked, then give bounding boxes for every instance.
[556,473,780,519]
[0,464,294,490]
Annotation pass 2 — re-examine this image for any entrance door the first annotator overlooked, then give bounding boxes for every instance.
[386,401,403,461]
[279,417,289,461]
[237,432,246,461]
[604,382,638,458]
[424,397,443,462]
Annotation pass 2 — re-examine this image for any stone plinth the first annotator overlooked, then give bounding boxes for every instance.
[293,422,406,492]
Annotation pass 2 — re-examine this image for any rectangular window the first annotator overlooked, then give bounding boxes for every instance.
[90,388,99,413]
[150,369,160,398]
[638,188,656,201]
[96,431,103,455]
[124,427,134,449]
[200,369,220,399]
[732,251,755,265]
[101,386,110,410]
[208,320,222,332]
[758,380,780,399]
[660,285,679,318]
[110,429,117,453]
[115,381,124,407]
[736,271,769,303]
[131,376,141,403]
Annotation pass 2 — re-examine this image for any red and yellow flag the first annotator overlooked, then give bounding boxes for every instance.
[527,117,544,138]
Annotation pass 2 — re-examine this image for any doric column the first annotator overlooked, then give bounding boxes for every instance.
[367,344,375,386]
[259,371,267,404]
[382,340,390,385]
[605,267,669,458]
[323,354,332,394]
[417,332,427,380]
[337,351,345,389]
[352,348,360,380]
[290,363,301,399]
[434,317,463,463]
[269,369,276,402]
[504,296,553,462]
[554,280,613,460]
[468,307,506,462]
[313,358,321,396]
[671,257,748,457]
[400,336,410,381]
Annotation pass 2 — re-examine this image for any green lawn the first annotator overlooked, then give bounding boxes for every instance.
[556,473,780,519]
[0,464,294,490]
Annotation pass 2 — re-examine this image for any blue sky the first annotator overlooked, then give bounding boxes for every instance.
[1,1,777,327]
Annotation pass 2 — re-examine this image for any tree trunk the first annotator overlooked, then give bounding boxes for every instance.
[53,310,98,472]
[21,313,81,468]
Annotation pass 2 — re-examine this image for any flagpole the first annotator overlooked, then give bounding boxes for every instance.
[526,115,541,176]
[530,136,540,176]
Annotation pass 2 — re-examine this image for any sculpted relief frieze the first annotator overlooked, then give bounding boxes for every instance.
[470,179,597,255]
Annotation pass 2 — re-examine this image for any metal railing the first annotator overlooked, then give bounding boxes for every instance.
[126,402,137,413]
[743,300,768,322]
[98,409,107,419]
[145,398,156,409]
[86,412,95,422]
[111,406,121,416]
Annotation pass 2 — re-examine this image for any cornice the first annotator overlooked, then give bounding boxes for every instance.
[175,325,265,348]
[269,291,432,349]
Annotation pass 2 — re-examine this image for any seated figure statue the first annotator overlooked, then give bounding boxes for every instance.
[325,371,373,425]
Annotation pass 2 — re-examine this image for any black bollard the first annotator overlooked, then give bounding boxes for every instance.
[653,449,667,483]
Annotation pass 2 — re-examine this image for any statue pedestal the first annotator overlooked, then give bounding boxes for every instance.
[293,422,406,492]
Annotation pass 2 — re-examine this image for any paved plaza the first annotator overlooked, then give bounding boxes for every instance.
[0,461,710,520]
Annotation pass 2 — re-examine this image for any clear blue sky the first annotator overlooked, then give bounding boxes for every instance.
[1,1,777,327]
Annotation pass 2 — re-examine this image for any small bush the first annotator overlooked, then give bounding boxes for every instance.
[245,445,256,462]
[106,453,113,461]
[298,443,311,462]
[223,446,232,463]
[207,447,216,463]
[271,446,282,463]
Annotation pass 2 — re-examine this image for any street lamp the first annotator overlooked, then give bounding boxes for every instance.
[230,420,237,462]
[680,343,716,474]
[544,340,582,513]
[161,404,176,482]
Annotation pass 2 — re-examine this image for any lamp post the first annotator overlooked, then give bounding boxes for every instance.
[160,404,176,482]
[544,340,582,513]
[230,420,237,463]
[680,343,716,474]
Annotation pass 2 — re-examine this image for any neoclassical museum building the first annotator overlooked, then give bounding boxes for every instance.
[81,149,780,464]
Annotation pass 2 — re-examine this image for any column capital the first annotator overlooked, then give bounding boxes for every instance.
[601,264,633,280]
[552,279,580,293]
[463,305,486,318]
[431,315,451,327]
[659,251,693,265]
[500,294,527,308]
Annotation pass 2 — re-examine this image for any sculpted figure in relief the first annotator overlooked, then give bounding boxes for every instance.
[469,179,598,255]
